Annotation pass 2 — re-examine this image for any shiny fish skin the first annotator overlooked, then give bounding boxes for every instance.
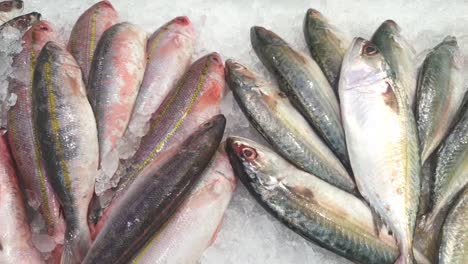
[340,38,420,263]
[113,53,224,197]
[67,0,119,84]
[0,0,23,23]
[0,12,40,33]
[439,188,468,264]
[416,36,466,163]
[117,16,195,159]
[371,20,416,107]
[303,9,350,94]
[83,115,226,264]
[251,26,349,167]
[88,22,147,192]
[33,42,99,264]
[225,60,355,193]
[226,136,401,264]
[414,106,468,262]
[131,146,236,264]
[0,135,44,264]
[7,21,64,240]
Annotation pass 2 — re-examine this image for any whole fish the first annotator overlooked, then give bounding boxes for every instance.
[226,136,430,264]
[439,188,468,264]
[33,42,99,264]
[251,26,348,166]
[371,20,416,107]
[0,135,43,263]
[67,0,119,84]
[88,22,147,194]
[117,16,195,159]
[0,12,40,33]
[416,36,465,163]
[225,60,355,193]
[83,115,226,264]
[7,21,65,241]
[303,8,350,93]
[414,106,468,262]
[340,38,420,263]
[0,0,23,23]
[131,146,236,264]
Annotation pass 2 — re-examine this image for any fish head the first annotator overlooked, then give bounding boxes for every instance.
[226,137,285,190]
[304,9,328,30]
[225,59,261,93]
[166,16,195,40]
[250,26,286,48]
[340,37,390,91]
[9,12,41,31]
[374,20,401,37]
[24,21,57,50]
[0,0,23,12]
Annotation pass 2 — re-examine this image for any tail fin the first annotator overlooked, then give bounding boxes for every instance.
[60,226,91,264]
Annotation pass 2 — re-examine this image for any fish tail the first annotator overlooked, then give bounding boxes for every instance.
[413,209,447,262]
[61,225,91,264]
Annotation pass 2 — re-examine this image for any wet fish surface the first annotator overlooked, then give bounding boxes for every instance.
[67,0,119,84]
[340,38,420,263]
[33,42,99,264]
[83,115,226,264]
[7,21,64,241]
[416,36,466,163]
[225,59,354,193]
[303,8,350,93]
[0,135,44,264]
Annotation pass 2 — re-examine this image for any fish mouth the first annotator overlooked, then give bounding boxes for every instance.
[382,20,401,33]
[250,26,284,47]
[306,8,325,20]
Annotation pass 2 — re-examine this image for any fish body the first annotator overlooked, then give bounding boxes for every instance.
[0,0,23,23]
[416,36,465,163]
[33,42,99,264]
[83,115,226,264]
[225,60,354,193]
[131,147,236,264]
[67,0,119,84]
[439,188,468,264]
[117,16,195,159]
[0,135,44,264]
[7,21,64,241]
[371,20,416,107]
[340,38,420,263]
[88,22,147,193]
[250,26,348,166]
[226,136,401,264]
[0,12,40,33]
[303,9,349,93]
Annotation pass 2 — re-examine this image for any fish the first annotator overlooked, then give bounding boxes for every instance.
[439,188,468,264]
[32,41,99,264]
[0,0,23,23]
[416,36,466,163]
[67,0,119,84]
[371,20,416,108]
[250,26,348,167]
[303,8,350,94]
[226,136,430,264]
[0,135,44,263]
[88,22,147,194]
[131,145,236,264]
[117,16,195,160]
[83,115,226,264]
[414,106,468,262]
[7,21,65,242]
[0,12,41,33]
[225,59,355,193]
[339,38,421,263]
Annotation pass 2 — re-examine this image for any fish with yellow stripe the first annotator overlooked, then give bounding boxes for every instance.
[83,115,226,264]
[67,0,118,84]
[117,16,195,160]
[7,21,65,245]
[32,41,99,264]
[88,22,147,195]
[90,52,225,228]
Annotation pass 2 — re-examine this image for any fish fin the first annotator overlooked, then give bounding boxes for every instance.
[61,226,91,264]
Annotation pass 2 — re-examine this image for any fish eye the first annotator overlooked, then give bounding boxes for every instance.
[241,147,257,161]
[363,43,378,56]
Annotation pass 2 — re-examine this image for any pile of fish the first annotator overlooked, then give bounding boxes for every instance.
[0,0,466,263]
